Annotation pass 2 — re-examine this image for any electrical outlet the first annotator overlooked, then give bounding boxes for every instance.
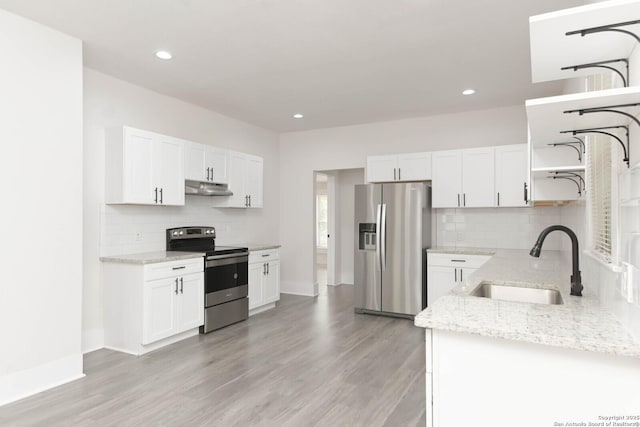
[135,232,143,241]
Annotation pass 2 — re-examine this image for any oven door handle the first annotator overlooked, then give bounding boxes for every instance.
[206,255,249,268]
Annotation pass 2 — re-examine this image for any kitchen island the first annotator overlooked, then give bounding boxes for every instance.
[416,248,640,427]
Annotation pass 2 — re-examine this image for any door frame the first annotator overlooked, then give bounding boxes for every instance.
[313,171,338,292]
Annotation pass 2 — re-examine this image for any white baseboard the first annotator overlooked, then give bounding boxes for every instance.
[82,328,105,354]
[281,291,318,297]
[249,302,276,316]
[281,280,317,297]
[0,354,84,407]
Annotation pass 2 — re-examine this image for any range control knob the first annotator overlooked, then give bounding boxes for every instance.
[173,231,178,236]
[179,231,184,235]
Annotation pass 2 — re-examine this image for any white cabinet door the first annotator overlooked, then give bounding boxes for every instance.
[495,144,529,207]
[398,152,432,181]
[427,266,457,307]
[432,150,462,208]
[367,155,397,183]
[227,151,247,207]
[462,148,495,207]
[123,128,155,204]
[143,277,178,345]
[176,273,204,332]
[154,135,184,206]
[207,148,229,184]
[184,142,207,182]
[248,262,264,310]
[246,154,263,208]
[263,260,280,304]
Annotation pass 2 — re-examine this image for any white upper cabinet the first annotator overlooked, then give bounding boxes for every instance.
[184,142,229,184]
[106,126,184,206]
[367,155,398,182]
[432,150,462,208]
[212,151,263,208]
[366,152,431,183]
[495,144,529,207]
[462,147,495,208]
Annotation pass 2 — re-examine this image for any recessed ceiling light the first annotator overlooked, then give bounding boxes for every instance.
[293,113,304,119]
[155,50,173,60]
[462,89,476,95]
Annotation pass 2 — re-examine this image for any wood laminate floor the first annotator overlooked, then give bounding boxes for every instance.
[1,285,426,427]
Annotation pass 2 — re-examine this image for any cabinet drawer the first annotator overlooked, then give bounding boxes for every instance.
[144,257,204,281]
[249,249,280,264]
[427,253,491,269]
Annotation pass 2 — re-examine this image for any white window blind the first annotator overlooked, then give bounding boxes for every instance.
[587,135,613,262]
[586,73,614,263]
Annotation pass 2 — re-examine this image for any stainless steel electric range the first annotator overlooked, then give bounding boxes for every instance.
[166,226,249,333]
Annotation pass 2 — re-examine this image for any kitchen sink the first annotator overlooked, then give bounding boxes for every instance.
[471,282,563,305]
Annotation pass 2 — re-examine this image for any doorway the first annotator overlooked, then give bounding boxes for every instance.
[313,168,365,295]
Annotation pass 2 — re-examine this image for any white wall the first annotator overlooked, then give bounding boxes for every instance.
[337,169,364,284]
[279,105,528,295]
[83,68,280,352]
[0,10,83,405]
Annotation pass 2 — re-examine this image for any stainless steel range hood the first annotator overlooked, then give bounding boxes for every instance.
[185,180,233,196]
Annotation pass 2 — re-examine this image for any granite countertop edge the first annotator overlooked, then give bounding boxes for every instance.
[416,247,640,358]
[100,251,206,265]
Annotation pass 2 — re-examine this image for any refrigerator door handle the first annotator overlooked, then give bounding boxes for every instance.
[376,204,382,272]
[381,203,387,272]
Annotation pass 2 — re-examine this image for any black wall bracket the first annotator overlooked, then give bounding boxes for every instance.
[547,171,585,197]
[560,125,630,167]
[547,137,585,162]
[566,19,640,44]
[560,58,629,87]
[563,102,640,128]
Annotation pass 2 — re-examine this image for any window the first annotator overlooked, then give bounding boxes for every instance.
[316,194,328,248]
[586,72,616,264]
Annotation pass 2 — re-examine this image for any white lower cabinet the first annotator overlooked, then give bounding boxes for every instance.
[426,253,490,306]
[248,249,280,314]
[104,257,204,355]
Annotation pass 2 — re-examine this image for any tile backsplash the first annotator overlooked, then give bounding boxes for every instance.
[100,195,248,256]
[435,206,564,250]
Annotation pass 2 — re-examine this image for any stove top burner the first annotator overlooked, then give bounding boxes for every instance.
[166,226,248,257]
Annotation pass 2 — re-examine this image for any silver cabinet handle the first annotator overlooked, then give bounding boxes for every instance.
[180,277,183,294]
[393,168,397,181]
[245,195,248,207]
[497,192,500,206]
[463,193,466,207]
[155,187,158,204]
[174,278,179,295]
[524,182,528,203]
[457,194,460,207]
[398,168,401,181]
[267,263,269,275]
[460,268,463,282]
[454,268,457,282]
[172,266,186,270]
[261,254,269,257]
[206,167,210,181]
[248,195,251,207]
[451,259,466,263]
[160,188,163,204]
[263,263,266,275]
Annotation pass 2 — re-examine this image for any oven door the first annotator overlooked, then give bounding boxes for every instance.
[205,253,249,306]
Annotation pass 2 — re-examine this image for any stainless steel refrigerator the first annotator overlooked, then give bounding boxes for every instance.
[354,183,432,317]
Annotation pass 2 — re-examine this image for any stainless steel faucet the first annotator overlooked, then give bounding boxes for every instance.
[530,225,583,297]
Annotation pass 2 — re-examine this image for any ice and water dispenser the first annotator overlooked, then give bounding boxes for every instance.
[358,223,377,251]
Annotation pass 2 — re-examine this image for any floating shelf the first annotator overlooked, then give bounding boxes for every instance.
[530,0,640,83]
[526,87,640,148]
[531,165,586,179]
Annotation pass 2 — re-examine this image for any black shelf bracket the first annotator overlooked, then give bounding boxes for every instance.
[560,58,629,87]
[560,125,630,167]
[547,137,585,162]
[563,102,640,128]
[566,19,640,44]
[547,172,584,197]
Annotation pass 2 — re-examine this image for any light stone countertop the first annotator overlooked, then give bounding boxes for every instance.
[427,247,497,256]
[416,248,640,358]
[100,251,205,265]
[246,244,281,251]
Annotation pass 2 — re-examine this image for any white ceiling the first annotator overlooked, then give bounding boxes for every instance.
[0,0,586,132]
